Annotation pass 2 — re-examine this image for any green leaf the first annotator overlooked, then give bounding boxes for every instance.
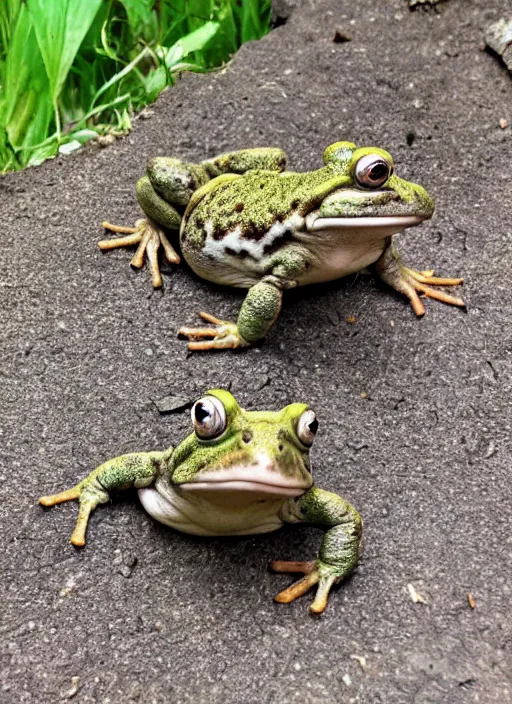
[26,0,104,105]
[0,4,54,161]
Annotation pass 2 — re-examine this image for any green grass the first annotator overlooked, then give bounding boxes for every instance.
[0,0,271,172]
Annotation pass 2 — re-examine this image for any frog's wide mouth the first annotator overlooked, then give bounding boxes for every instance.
[306,186,434,231]
[179,464,311,497]
[308,214,427,231]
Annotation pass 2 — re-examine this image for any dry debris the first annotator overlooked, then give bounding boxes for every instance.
[350,654,367,670]
[63,676,80,699]
[333,29,351,43]
[407,582,426,603]
[409,0,448,8]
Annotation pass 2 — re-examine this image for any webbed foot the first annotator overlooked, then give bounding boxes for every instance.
[270,560,339,614]
[99,218,180,288]
[375,247,465,316]
[178,312,249,351]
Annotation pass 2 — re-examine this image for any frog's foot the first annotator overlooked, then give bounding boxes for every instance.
[397,267,465,316]
[99,219,180,288]
[270,560,338,614]
[178,312,249,351]
[376,250,465,316]
[39,480,109,547]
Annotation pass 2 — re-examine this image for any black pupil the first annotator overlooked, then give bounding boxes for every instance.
[308,418,319,434]
[368,162,388,181]
[195,403,211,423]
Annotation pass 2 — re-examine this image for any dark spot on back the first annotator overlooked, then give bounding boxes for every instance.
[212,225,229,240]
[234,203,244,213]
[241,222,268,242]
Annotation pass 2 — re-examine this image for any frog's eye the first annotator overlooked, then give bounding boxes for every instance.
[296,410,319,447]
[354,154,392,189]
[192,397,227,440]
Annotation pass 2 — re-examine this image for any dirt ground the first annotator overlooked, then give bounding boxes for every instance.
[1,0,511,702]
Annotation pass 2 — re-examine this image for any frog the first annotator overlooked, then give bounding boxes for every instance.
[39,390,362,614]
[99,142,464,351]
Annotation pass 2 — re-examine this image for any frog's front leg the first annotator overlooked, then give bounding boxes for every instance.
[179,249,308,351]
[374,238,465,316]
[39,451,164,546]
[178,276,285,351]
[272,487,363,614]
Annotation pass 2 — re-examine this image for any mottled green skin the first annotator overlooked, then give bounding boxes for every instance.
[181,166,351,251]
[319,173,432,218]
[40,390,362,607]
[296,488,362,577]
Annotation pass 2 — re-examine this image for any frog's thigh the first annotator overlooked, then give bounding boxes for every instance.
[136,176,181,230]
[204,148,287,175]
[237,279,283,344]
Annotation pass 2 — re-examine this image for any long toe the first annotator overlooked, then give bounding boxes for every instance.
[414,283,466,308]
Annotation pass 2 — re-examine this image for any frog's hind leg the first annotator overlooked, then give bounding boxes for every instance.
[99,175,182,288]
[374,241,465,316]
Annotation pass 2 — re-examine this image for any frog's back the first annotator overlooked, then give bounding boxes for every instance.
[179,170,315,288]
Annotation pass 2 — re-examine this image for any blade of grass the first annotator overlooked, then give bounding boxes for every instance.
[26,0,104,134]
[0,4,53,157]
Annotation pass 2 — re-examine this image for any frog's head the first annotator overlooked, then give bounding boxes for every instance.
[305,141,435,238]
[170,390,315,499]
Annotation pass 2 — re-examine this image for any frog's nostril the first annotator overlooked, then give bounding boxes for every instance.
[242,431,253,444]
[278,444,284,452]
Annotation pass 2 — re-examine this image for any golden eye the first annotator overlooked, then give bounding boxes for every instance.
[296,410,319,447]
[354,154,392,189]
[191,397,227,440]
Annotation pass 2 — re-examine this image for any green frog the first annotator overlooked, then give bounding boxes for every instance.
[99,142,464,350]
[39,390,362,613]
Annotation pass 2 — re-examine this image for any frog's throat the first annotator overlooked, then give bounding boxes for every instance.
[178,458,311,498]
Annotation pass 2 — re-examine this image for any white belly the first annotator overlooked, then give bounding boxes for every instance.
[297,227,389,286]
[138,477,286,537]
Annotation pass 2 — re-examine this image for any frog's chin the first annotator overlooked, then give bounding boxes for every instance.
[179,463,310,498]
[307,214,427,238]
